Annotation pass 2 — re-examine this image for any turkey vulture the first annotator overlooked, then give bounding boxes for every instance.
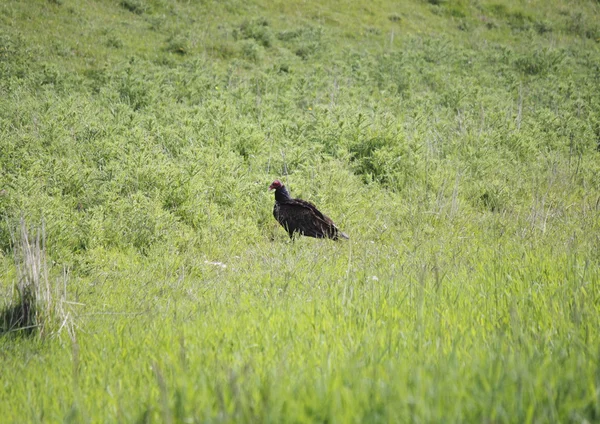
[269,180,349,240]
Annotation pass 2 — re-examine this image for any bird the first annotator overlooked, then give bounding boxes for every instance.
[268,180,349,240]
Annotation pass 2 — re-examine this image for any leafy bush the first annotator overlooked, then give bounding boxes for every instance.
[240,39,262,62]
[278,26,324,60]
[119,0,148,15]
[235,18,273,48]
[513,48,564,75]
[165,35,189,55]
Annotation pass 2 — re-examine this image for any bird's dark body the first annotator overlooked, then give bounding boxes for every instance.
[269,180,348,240]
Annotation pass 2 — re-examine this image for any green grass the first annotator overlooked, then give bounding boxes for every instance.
[1,0,600,422]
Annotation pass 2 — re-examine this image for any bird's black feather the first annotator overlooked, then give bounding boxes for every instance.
[270,181,349,240]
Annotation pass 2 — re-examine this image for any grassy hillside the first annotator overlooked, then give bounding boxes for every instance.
[1,0,600,422]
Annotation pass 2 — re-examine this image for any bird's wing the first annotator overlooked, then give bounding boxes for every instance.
[293,199,338,226]
[279,199,338,238]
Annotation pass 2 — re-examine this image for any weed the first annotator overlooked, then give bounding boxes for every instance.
[235,18,273,48]
[388,13,401,22]
[278,26,324,60]
[165,35,189,55]
[240,39,262,62]
[105,36,123,49]
[1,219,72,338]
[119,0,148,15]
[513,48,564,76]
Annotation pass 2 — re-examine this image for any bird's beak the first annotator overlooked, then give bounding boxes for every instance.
[268,185,274,191]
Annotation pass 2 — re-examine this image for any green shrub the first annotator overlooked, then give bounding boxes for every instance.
[119,0,148,15]
[278,26,324,60]
[235,18,273,48]
[513,48,564,75]
[165,35,189,55]
[240,39,262,62]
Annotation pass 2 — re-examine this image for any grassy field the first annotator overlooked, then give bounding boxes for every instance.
[1,0,600,422]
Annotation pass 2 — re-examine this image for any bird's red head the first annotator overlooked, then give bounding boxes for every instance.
[269,180,283,191]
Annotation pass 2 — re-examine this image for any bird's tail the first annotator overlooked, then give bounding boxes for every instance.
[337,231,349,240]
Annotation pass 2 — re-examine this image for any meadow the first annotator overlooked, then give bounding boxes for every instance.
[1,0,600,422]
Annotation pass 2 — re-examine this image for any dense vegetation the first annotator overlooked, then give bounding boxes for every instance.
[1,0,599,421]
